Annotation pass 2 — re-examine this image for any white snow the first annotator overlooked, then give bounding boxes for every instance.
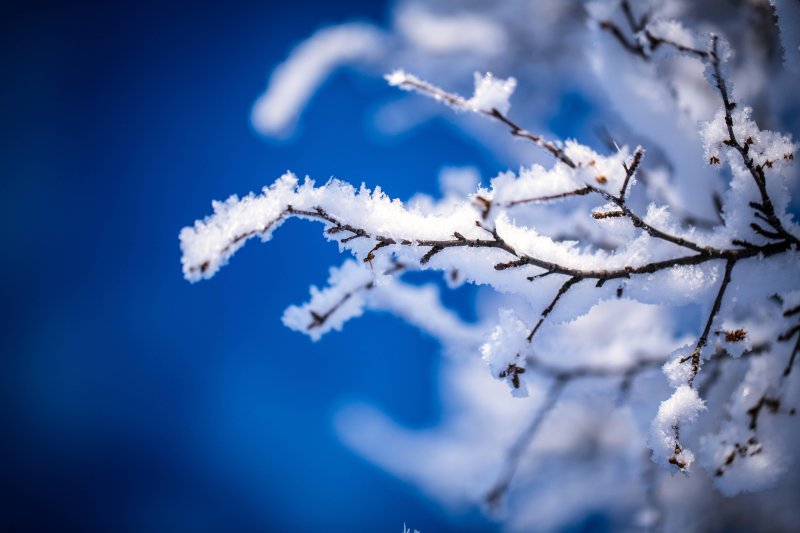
[650,385,706,470]
[251,23,385,135]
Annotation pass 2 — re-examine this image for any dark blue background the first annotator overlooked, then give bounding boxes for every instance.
[1,1,505,531]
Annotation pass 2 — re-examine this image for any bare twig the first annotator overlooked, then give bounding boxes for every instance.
[599,0,708,61]
[619,146,644,201]
[527,277,581,342]
[709,36,799,246]
[391,74,576,168]
[305,261,407,330]
[779,304,800,376]
[505,187,592,207]
[687,259,736,387]
[784,336,800,377]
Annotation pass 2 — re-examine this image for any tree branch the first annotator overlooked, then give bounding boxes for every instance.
[527,277,580,342]
[599,1,708,61]
[687,259,735,387]
[619,146,644,201]
[709,36,799,246]
[389,73,576,168]
[504,186,592,207]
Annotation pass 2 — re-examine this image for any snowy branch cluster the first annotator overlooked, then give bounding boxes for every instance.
[182,0,800,530]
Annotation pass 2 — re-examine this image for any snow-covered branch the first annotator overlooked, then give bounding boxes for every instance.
[181,1,800,530]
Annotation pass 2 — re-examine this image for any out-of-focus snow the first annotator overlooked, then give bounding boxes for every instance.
[251,23,385,136]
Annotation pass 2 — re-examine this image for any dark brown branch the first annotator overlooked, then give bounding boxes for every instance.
[746,395,782,431]
[505,187,592,207]
[363,239,394,266]
[391,75,576,168]
[501,182,711,257]
[493,237,789,283]
[592,210,625,220]
[526,352,665,384]
[527,277,581,342]
[714,435,764,478]
[474,196,492,220]
[599,1,708,61]
[778,324,800,342]
[750,223,783,241]
[785,336,799,377]
[259,204,792,287]
[687,259,736,387]
[593,186,713,254]
[784,304,800,317]
[619,146,644,201]
[621,0,646,32]
[191,213,288,276]
[644,30,708,59]
[666,259,737,470]
[487,108,576,168]
[709,36,799,246]
[599,20,647,58]
[420,245,444,264]
[778,315,800,376]
[498,149,711,253]
[291,206,370,242]
[400,66,722,257]
[290,191,791,477]
[308,262,407,330]
[308,291,355,329]
[714,331,799,475]
[527,271,555,282]
[732,239,758,248]
[498,363,527,390]
[495,258,532,271]
[599,21,708,60]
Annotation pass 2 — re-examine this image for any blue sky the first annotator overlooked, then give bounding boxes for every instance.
[0,1,511,531]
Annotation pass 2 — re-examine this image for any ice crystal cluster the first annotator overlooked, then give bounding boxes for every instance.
[182,0,800,531]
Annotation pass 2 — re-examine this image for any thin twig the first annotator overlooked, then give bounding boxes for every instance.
[527,277,581,342]
[619,146,644,201]
[505,187,592,207]
[599,0,708,62]
[687,259,736,387]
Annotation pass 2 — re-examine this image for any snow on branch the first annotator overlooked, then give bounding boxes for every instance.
[386,69,575,167]
[182,1,800,528]
[184,48,797,425]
